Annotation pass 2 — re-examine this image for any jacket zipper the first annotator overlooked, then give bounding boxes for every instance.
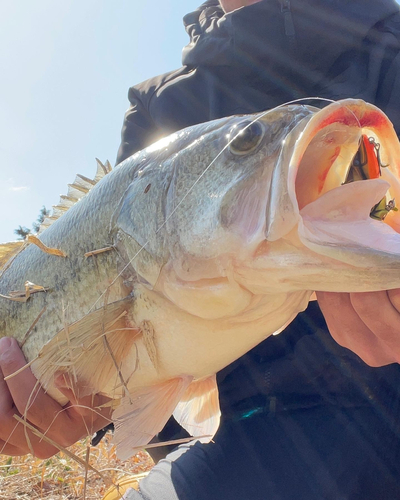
[280,0,296,39]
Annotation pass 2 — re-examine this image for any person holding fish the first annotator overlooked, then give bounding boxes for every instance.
[1,0,400,499]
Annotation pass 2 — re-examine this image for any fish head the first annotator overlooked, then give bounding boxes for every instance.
[113,104,312,281]
[113,100,400,319]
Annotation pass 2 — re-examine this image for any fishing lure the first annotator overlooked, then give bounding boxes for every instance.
[345,134,396,220]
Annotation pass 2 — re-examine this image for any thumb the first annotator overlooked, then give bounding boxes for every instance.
[0,337,27,379]
[55,373,112,420]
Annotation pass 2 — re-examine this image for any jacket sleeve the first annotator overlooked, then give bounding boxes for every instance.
[119,440,230,500]
[378,49,400,136]
[119,443,206,500]
[374,13,400,136]
[115,87,162,165]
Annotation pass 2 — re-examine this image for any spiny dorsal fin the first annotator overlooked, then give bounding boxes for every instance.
[39,159,112,234]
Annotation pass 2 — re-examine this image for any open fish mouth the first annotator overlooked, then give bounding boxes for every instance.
[293,100,400,219]
[295,100,400,246]
[266,99,400,234]
[242,100,400,293]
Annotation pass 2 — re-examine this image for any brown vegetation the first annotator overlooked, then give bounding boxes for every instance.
[0,435,154,499]
[0,241,23,269]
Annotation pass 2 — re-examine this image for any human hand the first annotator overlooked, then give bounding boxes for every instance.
[316,289,400,367]
[0,337,112,458]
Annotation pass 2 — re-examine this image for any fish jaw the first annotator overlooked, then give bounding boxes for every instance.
[242,100,400,294]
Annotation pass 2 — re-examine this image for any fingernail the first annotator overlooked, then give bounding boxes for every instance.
[0,337,12,355]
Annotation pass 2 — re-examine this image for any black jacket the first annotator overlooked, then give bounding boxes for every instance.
[116,0,400,422]
[117,0,400,164]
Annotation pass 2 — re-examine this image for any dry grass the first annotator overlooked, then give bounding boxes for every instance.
[0,241,24,269]
[0,434,154,499]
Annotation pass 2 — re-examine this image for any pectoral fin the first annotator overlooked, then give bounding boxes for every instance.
[173,375,221,442]
[33,296,138,402]
[112,376,193,460]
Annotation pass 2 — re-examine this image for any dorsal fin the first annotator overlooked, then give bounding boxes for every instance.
[39,159,112,233]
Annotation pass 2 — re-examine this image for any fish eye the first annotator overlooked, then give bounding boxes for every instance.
[228,120,264,155]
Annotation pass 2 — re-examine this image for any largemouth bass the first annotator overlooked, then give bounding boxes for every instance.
[1,99,400,460]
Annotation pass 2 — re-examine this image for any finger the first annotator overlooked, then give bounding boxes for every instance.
[0,440,26,456]
[0,419,59,458]
[54,373,113,436]
[0,352,14,414]
[0,363,29,455]
[57,385,113,434]
[0,361,59,458]
[0,338,110,455]
[316,292,395,367]
[0,338,67,429]
[55,373,112,419]
[350,291,400,345]
[0,338,89,448]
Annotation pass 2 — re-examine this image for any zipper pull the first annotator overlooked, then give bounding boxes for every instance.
[280,0,296,38]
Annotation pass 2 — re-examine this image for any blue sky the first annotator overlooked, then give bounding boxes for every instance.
[0,0,199,242]
[2,1,400,243]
